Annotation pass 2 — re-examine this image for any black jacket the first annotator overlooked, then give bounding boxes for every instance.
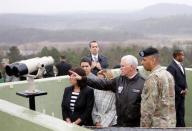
[167,60,188,97]
[61,86,94,126]
[56,61,72,76]
[43,65,54,78]
[84,73,145,127]
[87,54,108,75]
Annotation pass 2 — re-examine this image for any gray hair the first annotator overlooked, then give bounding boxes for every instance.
[121,55,138,68]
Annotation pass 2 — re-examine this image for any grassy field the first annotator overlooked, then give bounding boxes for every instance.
[185,72,192,126]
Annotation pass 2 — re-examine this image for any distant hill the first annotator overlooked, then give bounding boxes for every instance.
[118,15,192,34]
[1,3,192,44]
[132,3,192,19]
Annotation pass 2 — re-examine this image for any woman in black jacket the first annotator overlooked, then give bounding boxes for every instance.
[62,67,94,126]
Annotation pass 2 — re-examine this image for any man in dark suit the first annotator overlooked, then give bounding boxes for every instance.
[55,55,72,76]
[167,49,188,127]
[86,41,108,75]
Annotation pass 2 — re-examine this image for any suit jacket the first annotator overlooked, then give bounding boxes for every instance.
[87,54,108,75]
[62,85,94,126]
[56,61,72,76]
[43,65,54,78]
[167,60,188,97]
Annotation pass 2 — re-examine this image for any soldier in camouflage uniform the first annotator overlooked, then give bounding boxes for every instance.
[139,47,176,127]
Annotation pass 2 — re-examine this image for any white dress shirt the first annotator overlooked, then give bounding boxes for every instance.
[92,54,99,62]
[174,59,184,74]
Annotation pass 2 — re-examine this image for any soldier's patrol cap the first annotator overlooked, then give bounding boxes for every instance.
[139,47,159,57]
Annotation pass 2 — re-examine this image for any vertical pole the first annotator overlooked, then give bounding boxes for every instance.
[29,96,36,110]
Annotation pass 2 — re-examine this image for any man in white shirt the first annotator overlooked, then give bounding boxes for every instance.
[86,41,108,75]
[167,49,188,127]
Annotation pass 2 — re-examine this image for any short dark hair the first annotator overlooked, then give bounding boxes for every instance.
[89,40,98,48]
[80,57,92,66]
[173,49,183,58]
[71,67,87,89]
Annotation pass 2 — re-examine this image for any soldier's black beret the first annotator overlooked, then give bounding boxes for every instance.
[139,47,159,57]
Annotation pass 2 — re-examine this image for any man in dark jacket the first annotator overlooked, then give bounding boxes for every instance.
[56,55,72,76]
[70,55,145,127]
[86,41,108,75]
[167,49,188,127]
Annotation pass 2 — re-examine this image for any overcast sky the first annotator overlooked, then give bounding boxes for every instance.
[1,0,192,14]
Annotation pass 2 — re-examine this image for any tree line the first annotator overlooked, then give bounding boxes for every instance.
[1,44,192,73]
